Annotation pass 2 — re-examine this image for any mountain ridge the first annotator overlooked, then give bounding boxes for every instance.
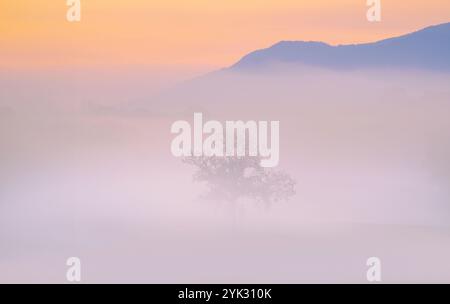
[230,22,450,72]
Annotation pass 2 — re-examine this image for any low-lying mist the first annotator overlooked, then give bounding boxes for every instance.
[1,66,450,283]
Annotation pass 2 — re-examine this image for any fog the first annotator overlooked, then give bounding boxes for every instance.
[1,66,450,283]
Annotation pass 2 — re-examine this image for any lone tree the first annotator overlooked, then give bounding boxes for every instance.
[183,155,296,211]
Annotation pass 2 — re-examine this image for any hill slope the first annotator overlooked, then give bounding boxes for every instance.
[230,22,450,72]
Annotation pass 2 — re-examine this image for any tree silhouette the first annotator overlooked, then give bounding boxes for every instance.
[183,155,296,209]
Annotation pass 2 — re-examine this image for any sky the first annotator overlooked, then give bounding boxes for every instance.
[1,0,450,70]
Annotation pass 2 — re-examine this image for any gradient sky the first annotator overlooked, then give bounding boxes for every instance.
[1,0,449,69]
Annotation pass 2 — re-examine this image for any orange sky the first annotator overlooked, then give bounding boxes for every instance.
[1,0,449,69]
